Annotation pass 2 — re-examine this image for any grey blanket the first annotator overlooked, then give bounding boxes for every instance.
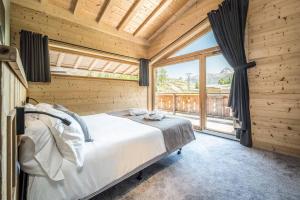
[108,110,195,153]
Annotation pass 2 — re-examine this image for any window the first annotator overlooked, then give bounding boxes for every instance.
[169,31,217,57]
[153,29,235,135]
[49,50,139,81]
[155,60,199,93]
[154,60,200,127]
[206,54,232,91]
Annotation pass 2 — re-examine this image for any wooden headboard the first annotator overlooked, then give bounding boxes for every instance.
[0,45,28,200]
[6,109,18,199]
[6,107,27,200]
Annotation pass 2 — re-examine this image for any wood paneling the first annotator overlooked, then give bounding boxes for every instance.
[0,63,27,200]
[10,3,148,58]
[28,74,147,115]
[248,0,300,157]
[148,0,221,58]
[11,0,149,46]
[1,1,27,199]
[11,0,193,45]
[138,0,192,39]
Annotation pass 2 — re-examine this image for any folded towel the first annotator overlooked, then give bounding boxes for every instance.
[129,108,148,116]
[144,111,165,121]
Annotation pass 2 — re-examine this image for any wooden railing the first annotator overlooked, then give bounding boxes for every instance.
[155,93,232,119]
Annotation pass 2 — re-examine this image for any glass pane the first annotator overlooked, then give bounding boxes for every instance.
[170,31,217,57]
[154,60,201,128]
[205,54,234,134]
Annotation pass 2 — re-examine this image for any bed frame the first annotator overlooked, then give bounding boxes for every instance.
[83,147,183,200]
[6,109,18,199]
[9,106,183,200]
[6,107,27,200]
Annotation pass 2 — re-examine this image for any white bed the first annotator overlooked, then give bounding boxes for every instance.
[27,113,166,200]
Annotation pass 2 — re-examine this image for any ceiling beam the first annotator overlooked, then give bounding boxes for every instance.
[74,56,83,68]
[72,0,82,15]
[56,53,65,67]
[133,0,171,36]
[150,19,211,64]
[116,0,142,31]
[96,0,111,23]
[123,66,135,74]
[112,63,123,73]
[88,59,99,70]
[153,46,220,67]
[101,62,112,72]
[130,68,139,75]
[122,65,132,74]
[148,0,220,58]
[49,40,139,66]
[148,0,196,41]
[11,0,150,46]
[39,0,48,4]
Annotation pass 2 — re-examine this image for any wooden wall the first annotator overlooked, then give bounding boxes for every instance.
[0,63,27,199]
[10,3,148,59]
[28,74,147,115]
[1,0,27,199]
[248,0,300,157]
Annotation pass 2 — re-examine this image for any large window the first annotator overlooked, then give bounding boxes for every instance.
[155,60,199,93]
[206,54,232,92]
[49,50,139,81]
[170,31,217,57]
[155,60,200,128]
[153,30,234,135]
[206,54,234,134]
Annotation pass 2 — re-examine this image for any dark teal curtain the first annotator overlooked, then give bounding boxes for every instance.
[139,58,149,86]
[20,30,51,82]
[208,0,256,147]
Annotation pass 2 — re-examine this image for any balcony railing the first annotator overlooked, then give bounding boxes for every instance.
[155,93,232,119]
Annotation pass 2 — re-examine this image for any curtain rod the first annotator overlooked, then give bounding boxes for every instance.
[48,39,140,61]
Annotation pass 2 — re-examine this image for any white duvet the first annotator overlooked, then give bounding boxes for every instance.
[27,114,166,200]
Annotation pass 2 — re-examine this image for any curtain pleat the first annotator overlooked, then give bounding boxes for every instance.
[43,36,51,82]
[208,0,256,147]
[139,58,149,86]
[20,30,51,82]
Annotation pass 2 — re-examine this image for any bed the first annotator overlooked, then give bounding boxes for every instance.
[18,108,195,200]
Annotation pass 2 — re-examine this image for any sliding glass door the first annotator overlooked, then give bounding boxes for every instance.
[152,30,235,135]
[153,54,234,135]
[154,60,201,129]
[205,54,234,135]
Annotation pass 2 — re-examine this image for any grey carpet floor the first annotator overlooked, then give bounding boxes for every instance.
[92,133,300,200]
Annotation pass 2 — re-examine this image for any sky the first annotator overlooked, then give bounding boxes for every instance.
[160,31,231,79]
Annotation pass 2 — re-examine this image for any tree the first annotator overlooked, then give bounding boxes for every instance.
[157,68,168,86]
[218,75,232,85]
[185,73,192,91]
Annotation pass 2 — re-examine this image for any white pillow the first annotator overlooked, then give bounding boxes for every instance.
[35,104,85,167]
[19,118,64,181]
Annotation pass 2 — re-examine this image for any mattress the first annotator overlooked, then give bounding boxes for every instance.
[26,113,166,200]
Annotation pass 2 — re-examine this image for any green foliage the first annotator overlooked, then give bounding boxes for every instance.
[96,72,138,80]
[157,68,168,86]
[218,75,232,85]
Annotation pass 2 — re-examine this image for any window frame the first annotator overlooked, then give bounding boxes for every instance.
[151,28,222,130]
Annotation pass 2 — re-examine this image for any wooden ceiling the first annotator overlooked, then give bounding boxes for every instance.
[12,0,192,44]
